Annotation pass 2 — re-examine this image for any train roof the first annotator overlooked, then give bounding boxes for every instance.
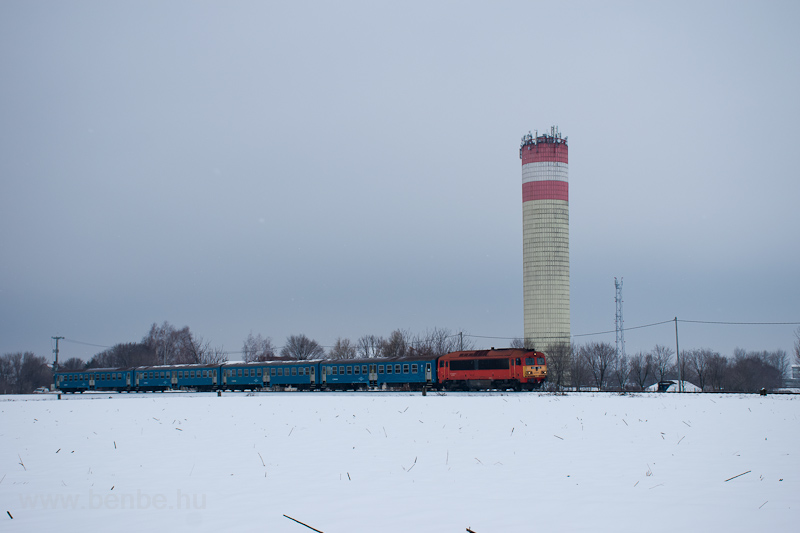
[440,348,543,359]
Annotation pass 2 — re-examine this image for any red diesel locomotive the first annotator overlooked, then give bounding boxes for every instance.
[437,348,547,391]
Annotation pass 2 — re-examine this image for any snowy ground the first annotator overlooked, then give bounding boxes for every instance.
[1,391,798,532]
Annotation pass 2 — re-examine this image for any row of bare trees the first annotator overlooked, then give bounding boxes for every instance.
[56,322,228,372]
[8,325,798,393]
[0,352,52,394]
[242,328,474,362]
[542,341,790,392]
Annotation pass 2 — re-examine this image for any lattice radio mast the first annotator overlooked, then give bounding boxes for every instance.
[614,278,625,359]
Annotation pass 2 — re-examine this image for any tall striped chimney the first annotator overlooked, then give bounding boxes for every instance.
[520,126,570,349]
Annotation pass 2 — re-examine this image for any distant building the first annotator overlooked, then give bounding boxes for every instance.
[783,365,800,389]
[520,127,570,349]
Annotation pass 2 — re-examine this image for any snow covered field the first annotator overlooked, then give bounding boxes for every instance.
[2,391,798,532]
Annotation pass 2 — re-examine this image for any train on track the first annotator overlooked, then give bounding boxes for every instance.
[54,348,547,393]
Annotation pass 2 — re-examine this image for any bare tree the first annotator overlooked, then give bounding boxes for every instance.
[242,332,276,362]
[411,328,471,357]
[612,353,630,390]
[201,344,229,365]
[143,322,194,365]
[0,352,50,393]
[629,351,652,391]
[60,357,86,371]
[707,352,728,391]
[281,334,325,360]
[382,329,411,359]
[727,349,783,391]
[543,342,572,390]
[88,343,157,369]
[687,348,716,391]
[580,342,616,391]
[650,344,675,383]
[356,335,385,359]
[569,345,589,391]
[329,338,357,359]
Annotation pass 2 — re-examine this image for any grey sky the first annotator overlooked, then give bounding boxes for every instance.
[2,1,798,362]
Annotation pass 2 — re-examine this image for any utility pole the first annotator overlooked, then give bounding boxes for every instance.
[674,318,682,392]
[52,336,64,390]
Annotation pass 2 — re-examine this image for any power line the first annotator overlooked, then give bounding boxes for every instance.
[59,318,800,356]
[678,319,800,326]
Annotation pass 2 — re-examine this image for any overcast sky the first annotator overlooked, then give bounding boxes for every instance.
[2,1,798,363]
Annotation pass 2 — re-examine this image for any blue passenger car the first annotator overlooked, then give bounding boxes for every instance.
[375,356,437,390]
[221,361,320,390]
[55,371,92,393]
[320,358,374,390]
[134,367,173,392]
[262,360,319,390]
[172,365,220,391]
[91,368,133,391]
[319,356,437,390]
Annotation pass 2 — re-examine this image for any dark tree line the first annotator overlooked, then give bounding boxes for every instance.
[242,328,474,362]
[543,341,789,392]
[0,352,51,394]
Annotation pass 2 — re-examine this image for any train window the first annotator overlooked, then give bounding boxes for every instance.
[395,364,401,374]
[386,365,392,374]
[257,368,262,376]
[236,369,241,377]
[150,372,154,378]
[477,359,509,370]
[353,366,360,375]
[362,365,368,374]
[378,365,384,374]
[538,357,545,365]
[439,360,445,368]
[346,366,352,375]
[292,367,297,376]
[311,367,315,375]
[516,358,521,365]
[179,371,184,378]
[450,359,474,371]
[190,371,195,378]
[411,364,418,373]
[271,368,277,376]
[331,366,337,375]
[403,364,409,374]
[278,368,283,376]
